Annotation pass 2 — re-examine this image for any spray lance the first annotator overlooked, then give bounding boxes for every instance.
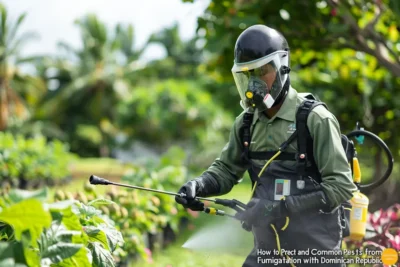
[89,175,248,219]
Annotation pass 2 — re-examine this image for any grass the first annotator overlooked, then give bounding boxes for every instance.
[132,181,255,267]
[48,176,109,199]
[68,157,133,180]
[46,157,132,199]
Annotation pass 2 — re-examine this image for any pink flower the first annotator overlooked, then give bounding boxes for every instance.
[144,247,152,257]
[389,235,400,250]
[144,248,153,263]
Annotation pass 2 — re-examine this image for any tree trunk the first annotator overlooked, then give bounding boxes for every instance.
[0,78,9,131]
[99,129,110,157]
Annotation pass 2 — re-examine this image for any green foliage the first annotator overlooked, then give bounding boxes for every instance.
[33,13,146,157]
[0,187,124,267]
[0,132,78,189]
[53,170,193,265]
[190,0,400,162]
[116,79,233,150]
[112,149,193,262]
[1,5,233,162]
[142,23,203,79]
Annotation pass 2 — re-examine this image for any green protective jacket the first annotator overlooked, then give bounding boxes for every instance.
[200,86,358,210]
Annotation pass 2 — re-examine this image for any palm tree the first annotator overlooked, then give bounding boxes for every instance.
[37,14,145,157]
[145,23,203,79]
[0,3,46,131]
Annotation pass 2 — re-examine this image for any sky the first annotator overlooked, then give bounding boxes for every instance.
[3,0,210,61]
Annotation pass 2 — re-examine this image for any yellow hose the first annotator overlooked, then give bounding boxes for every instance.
[250,150,282,199]
[353,157,361,183]
[250,150,295,266]
[271,224,296,267]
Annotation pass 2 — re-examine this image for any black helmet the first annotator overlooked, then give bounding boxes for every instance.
[232,25,291,111]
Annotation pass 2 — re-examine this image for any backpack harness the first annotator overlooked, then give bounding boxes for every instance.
[239,96,354,237]
[240,96,355,186]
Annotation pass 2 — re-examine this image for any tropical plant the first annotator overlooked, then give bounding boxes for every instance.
[343,203,400,265]
[35,14,146,157]
[0,187,124,267]
[0,3,46,131]
[53,148,196,266]
[116,79,233,169]
[144,23,204,79]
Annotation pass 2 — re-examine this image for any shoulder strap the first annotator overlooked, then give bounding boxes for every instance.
[240,112,254,162]
[296,99,328,179]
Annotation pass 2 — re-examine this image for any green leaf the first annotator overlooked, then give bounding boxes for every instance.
[87,199,116,207]
[85,226,109,250]
[0,242,14,261]
[21,230,40,266]
[0,224,14,240]
[45,200,76,211]
[50,205,81,231]
[7,188,48,204]
[0,199,52,247]
[55,230,83,243]
[88,242,115,267]
[51,247,91,267]
[76,203,101,219]
[2,240,28,266]
[98,224,124,251]
[41,243,83,264]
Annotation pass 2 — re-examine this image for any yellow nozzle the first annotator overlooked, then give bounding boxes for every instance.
[204,207,225,216]
[246,91,253,99]
[207,207,217,215]
[353,157,361,183]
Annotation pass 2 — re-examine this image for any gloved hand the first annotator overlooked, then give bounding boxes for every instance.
[175,180,205,211]
[234,198,288,228]
[285,190,331,214]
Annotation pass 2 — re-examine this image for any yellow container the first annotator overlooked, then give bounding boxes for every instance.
[349,191,369,241]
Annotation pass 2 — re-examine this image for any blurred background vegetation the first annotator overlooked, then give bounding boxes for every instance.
[1,0,400,266]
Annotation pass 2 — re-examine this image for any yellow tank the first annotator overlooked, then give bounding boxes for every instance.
[349,191,369,241]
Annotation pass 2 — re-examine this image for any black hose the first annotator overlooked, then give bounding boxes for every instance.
[346,130,394,194]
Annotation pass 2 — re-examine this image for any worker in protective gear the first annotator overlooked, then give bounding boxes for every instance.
[175,24,358,267]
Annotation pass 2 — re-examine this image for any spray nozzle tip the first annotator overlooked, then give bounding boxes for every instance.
[89,175,110,185]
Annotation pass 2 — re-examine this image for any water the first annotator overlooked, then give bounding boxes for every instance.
[182,217,253,256]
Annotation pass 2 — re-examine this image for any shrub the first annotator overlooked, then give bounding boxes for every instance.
[0,132,77,189]
[0,187,124,266]
[54,152,194,265]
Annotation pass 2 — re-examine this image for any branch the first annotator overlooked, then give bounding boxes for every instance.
[363,2,400,64]
[325,0,400,77]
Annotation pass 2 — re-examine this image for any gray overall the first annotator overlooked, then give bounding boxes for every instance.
[241,160,346,267]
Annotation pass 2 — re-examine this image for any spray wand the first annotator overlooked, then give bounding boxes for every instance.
[89,175,247,219]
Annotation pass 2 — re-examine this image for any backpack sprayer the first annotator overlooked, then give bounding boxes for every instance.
[89,123,394,242]
[345,123,394,241]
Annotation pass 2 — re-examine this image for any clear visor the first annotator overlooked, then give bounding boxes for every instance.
[232,51,287,109]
